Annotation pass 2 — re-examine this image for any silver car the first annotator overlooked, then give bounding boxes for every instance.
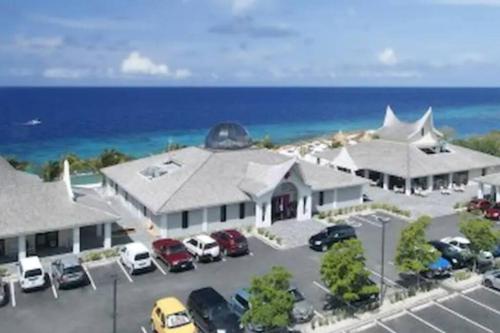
[0,278,9,307]
[483,269,500,290]
[289,286,314,323]
[51,255,87,289]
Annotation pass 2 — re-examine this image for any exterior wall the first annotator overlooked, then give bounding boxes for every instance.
[312,189,336,212]
[3,237,18,256]
[468,168,483,183]
[336,185,363,208]
[206,202,255,232]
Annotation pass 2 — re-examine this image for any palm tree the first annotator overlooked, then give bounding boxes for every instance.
[97,149,132,168]
[41,160,62,181]
[6,157,29,171]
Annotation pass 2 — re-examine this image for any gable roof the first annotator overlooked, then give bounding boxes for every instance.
[0,157,40,187]
[474,173,500,187]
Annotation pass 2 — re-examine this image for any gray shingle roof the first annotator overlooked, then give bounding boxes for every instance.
[101,148,368,214]
[0,157,40,187]
[474,173,500,186]
[314,140,500,179]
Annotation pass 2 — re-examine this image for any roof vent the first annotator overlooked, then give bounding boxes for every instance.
[140,160,181,180]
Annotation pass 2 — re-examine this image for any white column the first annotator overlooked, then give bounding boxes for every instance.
[18,235,26,259]
[478,183,484,199]
[160,215,168,238]
[333,189,338,209]
[255,202,262,227]
[104,222,112,249]
[448,173,453,189]
[351,169,356,175]
[303,194,312,220]
[496,186,500,203]
[297,195,304,219]
[427,175,434,191]
[96,224,103,237]
[264,201,272,227]
[383,174,389,190]
[405,178,411,196]
[73,227,80,254]
[202,208,208,232]
[363,169,369,178]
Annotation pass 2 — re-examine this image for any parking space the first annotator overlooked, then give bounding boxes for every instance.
[382,312,441,332]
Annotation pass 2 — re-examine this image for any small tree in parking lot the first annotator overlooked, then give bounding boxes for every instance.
[242,266,294,329]
[320,238,379,304]
[459,216,497,271]
[395,216,438,283]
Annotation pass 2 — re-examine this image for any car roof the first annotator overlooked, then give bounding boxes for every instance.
[193,234,216,243]
[327,224,353,231]
[153,238,182,248]
[442,236,470,244]
[156,297,187,314]
[19,256,42,270]
[189,287,226,307]
[59,254,80,267]
[223,229,243,238]
[125,242,149,253]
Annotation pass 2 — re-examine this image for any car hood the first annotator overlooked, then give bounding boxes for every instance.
[164,252,192,262]
[309,232,327,242]
[212,312,244,333]
[293,300,314,316]
[430,257,451,270]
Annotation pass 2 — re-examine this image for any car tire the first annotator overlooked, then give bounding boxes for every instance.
[322,244,328,252]
[150,321,156,333]
[484,279,493,288]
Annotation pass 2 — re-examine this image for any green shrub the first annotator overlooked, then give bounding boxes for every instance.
[454,270,471,282]
[0,267,8,277]
[83,251,103,262]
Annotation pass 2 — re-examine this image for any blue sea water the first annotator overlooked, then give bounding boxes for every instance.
[0,87,499,165]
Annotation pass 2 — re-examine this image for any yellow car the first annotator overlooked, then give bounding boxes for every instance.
[150,297,197,333]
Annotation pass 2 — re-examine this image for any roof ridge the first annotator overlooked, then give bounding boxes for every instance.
[156,150,214,214]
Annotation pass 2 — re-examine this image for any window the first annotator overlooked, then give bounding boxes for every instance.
[235,295,249,310]
[124,192,128,201]
[262,204,266,221]
[316,157,320,165]
[114,183,118,194]
[182,211,189,229]
[421,128,425,137]
[239,203,245,219]
[319,191,324,206]
[143,206,147,217]
[0,239,4,257]
[303,196,307,214]
[220,205,227,222]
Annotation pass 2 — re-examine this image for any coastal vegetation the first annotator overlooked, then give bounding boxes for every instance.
[254,135,277,149]
[452,130,500,157]
[6,157,29,171]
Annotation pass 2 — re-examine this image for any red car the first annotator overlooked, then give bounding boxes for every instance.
[210,229,249,257]
[467,199,492,212]
[152,238,194,271]
[485,204,500,221]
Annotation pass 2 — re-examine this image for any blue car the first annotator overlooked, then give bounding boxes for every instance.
[492,244,500,258]
[425,257,452,279]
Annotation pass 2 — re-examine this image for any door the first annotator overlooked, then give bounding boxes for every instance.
[152,307,163,332]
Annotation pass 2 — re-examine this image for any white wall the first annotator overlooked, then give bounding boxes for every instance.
[312,189,336,212]
[336,185,363,208]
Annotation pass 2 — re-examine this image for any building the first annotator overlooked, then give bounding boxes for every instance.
[314,107,500,195]
[0,158,118,261]
[475,173,500,202]
[101,123,368,238]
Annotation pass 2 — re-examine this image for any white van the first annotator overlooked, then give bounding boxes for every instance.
[18,256,46,291]
[119,242,152,274]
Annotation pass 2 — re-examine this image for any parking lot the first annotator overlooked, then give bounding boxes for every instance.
[0,213,497,333]
[354,285,500,333]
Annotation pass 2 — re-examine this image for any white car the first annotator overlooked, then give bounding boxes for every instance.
[183,235,220,262]
[441,236,494,264]
[119,242,152,274]
[18,256,46,291]
[483,269,500,290]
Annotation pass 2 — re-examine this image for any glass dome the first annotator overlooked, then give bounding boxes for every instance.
[205,122,253,150]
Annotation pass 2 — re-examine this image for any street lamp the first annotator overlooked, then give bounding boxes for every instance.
[377,215,390,303]
[111,273,118,333]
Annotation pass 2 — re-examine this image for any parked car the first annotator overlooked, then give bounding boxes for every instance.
[483,269,500,290]
[308,225,356,252]
[152,238,194,272]
[0,278,9,307]
[288,286,314,323]
[18,256,46,292]
[187,287,243,333]
[428,240,471,269]
[467,198,492,212]
[491,243,500,258]
[230,288,287,333]
[485,204,500,221]
[441,236,493,267]
[119,242,153,274]
[150,297,196,333]
[50,254,88,289]
[183,235,220,262]
[210,229,249,257]
[424,256,452,279]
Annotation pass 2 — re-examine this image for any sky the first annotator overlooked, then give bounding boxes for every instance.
[1,0,500,87]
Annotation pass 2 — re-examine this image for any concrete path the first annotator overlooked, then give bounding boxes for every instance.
[268,218,326,249]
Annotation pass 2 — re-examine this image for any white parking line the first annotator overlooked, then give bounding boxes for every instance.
[312,281,331,294]
[367,268,405,289]
[377,320,398,333]
[82,264,97,290]
[479,284,500,297]
[9,280,16,308]
[150,257,167,276]
[140,326,148,333]
[314,310,325,320]
[354,215,382,228]
[116,260,134,283]
[249,252,254,256]
[48,274,59,299]
[458,293,500,316]
[406,310,445,333]
[432,300,493,333]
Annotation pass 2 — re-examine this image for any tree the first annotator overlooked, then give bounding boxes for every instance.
[96,149,132,168]
[41,160,62,181]
[459,216,497,270]
[321,238,379,304]
[255,135,276,149]
[6,157,29,171]
[242,266,294,329]
[453,131,500,157]
[395,216,439,279]
[165,142,186,152]
[64,153,95,173]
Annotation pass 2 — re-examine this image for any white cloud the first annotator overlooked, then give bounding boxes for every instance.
[434,0,500,6]
[378,48,398,66]
[359,70,421,79]
[121,51,169,76]
[174,68,192,79]
[43,67,88,79]
[231,0,257,14]
[16,36,64,50]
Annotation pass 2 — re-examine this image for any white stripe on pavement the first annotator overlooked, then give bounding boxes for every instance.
[367,268,405,289]
[480,285,500,297]
[314,310,325,320]
[406,310,446,333]
[432,301,493,333]
[116,260,133,283]
[377,320,398,333]
[150,257,166,276]
[312,281,331,294]
[354,215,382,228]
[462,285,481,294]
[458,293,500,316]
[82,264,97,290]
[140,326,148,333]
[48,274,59,299]
[9,281,16,308]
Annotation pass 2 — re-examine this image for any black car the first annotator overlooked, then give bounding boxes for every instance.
[51,255,88,289]
[428,240,471,269]
[309,225,356,252]
[187,287,244,333]
[0,278,9,307]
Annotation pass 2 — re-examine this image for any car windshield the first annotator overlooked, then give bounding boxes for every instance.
[234,236,246,244]
[25,268,42,278]
[135,252,150,261]
[289,288,305,302]
[210,302,231,319]
[205,242,218,250]
[167,244,185,254]
[63,265,83,274]
[165,311,191,328]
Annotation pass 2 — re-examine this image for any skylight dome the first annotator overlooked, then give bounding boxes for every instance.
[204,122,252,150]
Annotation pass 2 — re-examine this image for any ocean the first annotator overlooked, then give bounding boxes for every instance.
[0,87,499,165]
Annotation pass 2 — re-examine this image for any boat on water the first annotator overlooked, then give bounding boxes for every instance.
[22,118,42,126]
